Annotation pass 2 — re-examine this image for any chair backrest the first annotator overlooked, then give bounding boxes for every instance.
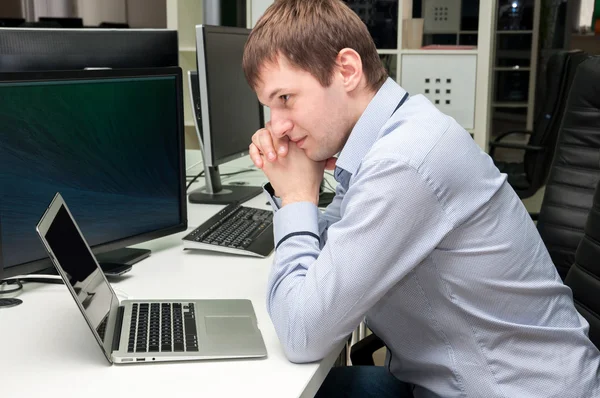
[564,179,600,349]
[537,55,600,280]
[528,50,570,147]
[524,50,589,189]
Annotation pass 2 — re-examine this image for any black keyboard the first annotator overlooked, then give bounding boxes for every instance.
[182,203,275,258]
[127,302,198,353]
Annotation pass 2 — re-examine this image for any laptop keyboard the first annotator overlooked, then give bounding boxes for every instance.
[97,313,108,342]
[127,302,198,353]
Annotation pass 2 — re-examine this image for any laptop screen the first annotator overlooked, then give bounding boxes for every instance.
[44,203,119,358]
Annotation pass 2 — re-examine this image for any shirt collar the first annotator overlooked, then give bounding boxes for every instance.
[335,78,407,180]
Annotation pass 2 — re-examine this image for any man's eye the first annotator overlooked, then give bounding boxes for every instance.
[280,94,290,103]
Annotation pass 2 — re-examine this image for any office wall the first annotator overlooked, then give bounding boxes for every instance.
[0,0,23,17]
[127,0,166,28]
[578,0,595,28]
[249,0,274,123]
[571,34,600,54]
[76,0,166,28]
[76,0,126,26]
[34,0,74,18]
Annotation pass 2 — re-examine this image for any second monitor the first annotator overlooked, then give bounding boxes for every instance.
[189,25,264,205]
[0,67,186,279]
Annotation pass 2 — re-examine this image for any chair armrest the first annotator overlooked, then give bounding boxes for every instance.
[489,130,533,158]
[350,334,385,366]
[489,142,544,151]
[493,130,533,142]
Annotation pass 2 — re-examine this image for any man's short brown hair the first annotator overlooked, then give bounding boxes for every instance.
[242,0,387,92]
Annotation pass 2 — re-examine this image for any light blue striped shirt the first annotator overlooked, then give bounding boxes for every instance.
[266,78,600,397]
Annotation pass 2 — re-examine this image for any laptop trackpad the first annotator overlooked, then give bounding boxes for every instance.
[205,316,255,335]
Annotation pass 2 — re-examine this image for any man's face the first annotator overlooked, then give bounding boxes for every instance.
[255,56,353,161]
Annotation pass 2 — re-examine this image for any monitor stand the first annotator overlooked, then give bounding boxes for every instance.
[95,247,151,268]
[38,247,151,276]
[188,165,262,205]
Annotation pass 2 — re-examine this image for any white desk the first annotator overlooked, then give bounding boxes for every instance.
[0,155,342,398]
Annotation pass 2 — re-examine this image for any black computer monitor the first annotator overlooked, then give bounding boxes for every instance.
[0,28,178,72]
[189,25,264,205]
[38,17,84,28]
[0,18,25,27]
[98,22,130,29]
[0,67,186,279]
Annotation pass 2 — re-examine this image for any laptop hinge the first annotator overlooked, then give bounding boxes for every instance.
[112,306,125,353]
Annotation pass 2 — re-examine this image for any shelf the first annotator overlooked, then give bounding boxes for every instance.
[492,102,528,108]
[249,0,496,151]
[491,0,540,133]
[185,120,195,127]
[377,49,398,54]
[400,49,478,55]
[179,46,196,52]
[494,67,531,71]
[496,30,533,34]
[495,50,531,58]
[421,31,479,35]
[492,111,527,123]
[425,31,462,34]
[381,49,480,55]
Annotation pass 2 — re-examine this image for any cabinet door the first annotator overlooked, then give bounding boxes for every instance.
[401,54,477,129]
[423,0,462,34]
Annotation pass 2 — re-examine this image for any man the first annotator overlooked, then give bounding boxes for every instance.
[242,0,600,396]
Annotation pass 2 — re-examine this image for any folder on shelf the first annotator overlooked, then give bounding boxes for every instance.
[402,18,424,49]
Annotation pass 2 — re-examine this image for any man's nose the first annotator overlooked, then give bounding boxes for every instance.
[270,116,293,138]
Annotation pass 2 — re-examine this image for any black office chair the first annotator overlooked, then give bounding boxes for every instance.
[490,50,588,199]
[564,179,600,349]
[536,55,600,280]
[351,56,600,366]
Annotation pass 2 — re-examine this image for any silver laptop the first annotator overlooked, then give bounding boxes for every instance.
[36,193,267,364]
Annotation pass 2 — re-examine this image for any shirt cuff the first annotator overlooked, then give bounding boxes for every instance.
[262,182,283,211]
[274,196,282,209]
[274,201,320,246]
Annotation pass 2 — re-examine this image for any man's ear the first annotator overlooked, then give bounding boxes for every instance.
[336,48,363,92]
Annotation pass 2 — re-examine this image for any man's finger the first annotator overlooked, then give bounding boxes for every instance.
[267,119,292,157]
[324,157,338,171]
[248,143,264,169]
[273,135,289,157]
[251,128,268,152]
[259,129,277,161]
